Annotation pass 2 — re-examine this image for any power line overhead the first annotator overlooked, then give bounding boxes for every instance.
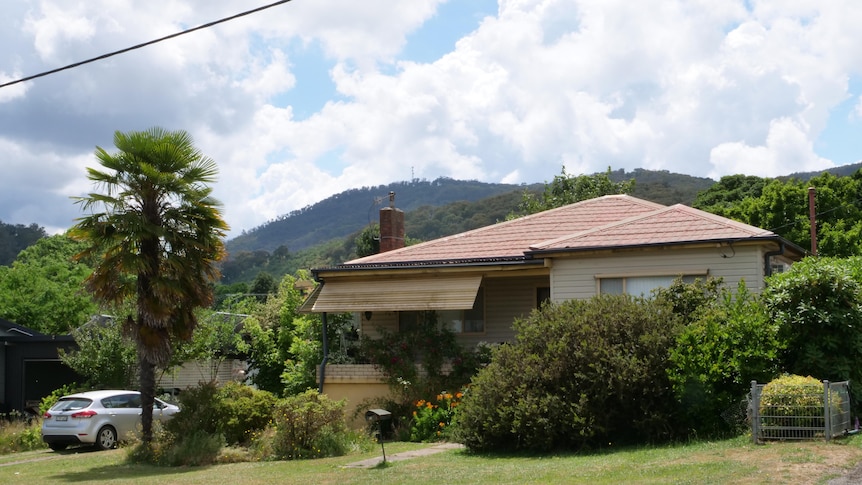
[0,0,293,90]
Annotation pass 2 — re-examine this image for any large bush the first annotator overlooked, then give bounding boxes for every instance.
[763,257,862,408]
[454,295,683,452]
[165,381,276,446]
[214,381,277,445]
[665,281,783,435]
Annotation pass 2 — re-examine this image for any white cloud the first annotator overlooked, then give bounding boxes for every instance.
[2,0,862,238]
[0,73,29,103]
[708,117,833,177]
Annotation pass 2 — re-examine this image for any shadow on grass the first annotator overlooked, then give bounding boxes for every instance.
[48,462,206,482]
[454,434,750,461]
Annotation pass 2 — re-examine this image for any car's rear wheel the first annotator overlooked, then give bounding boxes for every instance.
[95,426,118,450]
[48,443,68,451]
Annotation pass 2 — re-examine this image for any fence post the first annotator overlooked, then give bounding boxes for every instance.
[751,380,760,443]
[824,380,832,441]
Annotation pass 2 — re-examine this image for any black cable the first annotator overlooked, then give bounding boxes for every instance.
[0,0,293,89]
[768,196,862,233]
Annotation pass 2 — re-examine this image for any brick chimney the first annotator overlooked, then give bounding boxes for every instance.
[379,191,405,252]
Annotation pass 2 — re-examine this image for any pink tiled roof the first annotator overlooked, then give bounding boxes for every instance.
[343,195,779,267]
[531,204,773,251]
[346,195,663,265]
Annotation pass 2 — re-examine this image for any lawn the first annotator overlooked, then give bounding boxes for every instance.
[1,436,861,485]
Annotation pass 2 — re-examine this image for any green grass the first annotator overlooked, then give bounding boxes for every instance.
[1,436,861,484]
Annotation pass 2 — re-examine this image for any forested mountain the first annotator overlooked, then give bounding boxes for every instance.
[608,168,716,206]
[217,168,720,284]
[225,178,539,255]
[0,221,48,266]
[783,161,862,181]
[225,169,718,259]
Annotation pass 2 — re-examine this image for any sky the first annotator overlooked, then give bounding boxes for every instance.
[2,0,861,238]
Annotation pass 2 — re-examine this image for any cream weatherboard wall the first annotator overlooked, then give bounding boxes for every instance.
[549,245,768,302]
[358,274,550,346]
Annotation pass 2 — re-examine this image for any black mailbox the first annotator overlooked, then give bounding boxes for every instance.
[365,408,392,441]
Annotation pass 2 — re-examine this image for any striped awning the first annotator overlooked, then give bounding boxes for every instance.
[300,274,482,313]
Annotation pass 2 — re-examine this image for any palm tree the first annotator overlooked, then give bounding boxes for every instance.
[70,127,228,444]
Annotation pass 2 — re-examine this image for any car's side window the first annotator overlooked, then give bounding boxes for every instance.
[126,394,142,408]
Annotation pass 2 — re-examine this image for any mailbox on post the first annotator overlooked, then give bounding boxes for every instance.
[365,408,392,462]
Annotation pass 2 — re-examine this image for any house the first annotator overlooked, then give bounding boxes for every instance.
[303,194,805,416]
[0,318,79,414]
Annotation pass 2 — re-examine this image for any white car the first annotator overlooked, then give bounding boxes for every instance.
[41,390,179,451]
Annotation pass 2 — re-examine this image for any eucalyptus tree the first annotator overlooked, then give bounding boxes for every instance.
[70,127,228,444]
[515,166,635,216]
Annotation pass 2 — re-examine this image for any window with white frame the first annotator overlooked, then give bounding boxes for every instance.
[597,273,705,297]
[398,287,485,334]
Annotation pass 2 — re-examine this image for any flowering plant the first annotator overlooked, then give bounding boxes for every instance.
[409,389,464,442]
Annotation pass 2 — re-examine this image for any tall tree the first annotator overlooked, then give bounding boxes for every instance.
[695,171,862,256]
[70,127,228,444]
[515,166,635,215]
[0,234,96,333]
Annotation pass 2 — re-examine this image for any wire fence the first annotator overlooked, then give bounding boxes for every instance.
[750,380,854,442]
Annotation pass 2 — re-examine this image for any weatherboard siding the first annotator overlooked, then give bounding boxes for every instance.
[358,276,549,345]
[550,246,765,301]
[156,359,246,390]
[457,276,550,346]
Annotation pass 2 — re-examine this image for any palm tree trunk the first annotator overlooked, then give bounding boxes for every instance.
[138,353,156,444]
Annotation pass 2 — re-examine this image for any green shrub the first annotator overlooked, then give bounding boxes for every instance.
[264,390,349,459]
[164,381,276,448]
[666,281,783,436]
[214,381,277,445]
[758,374,842,437]
[158,430,224,466]
[39,383,85,416]
[763,257,862,412]
[128,424,223,466]
[454,295,683,452]
[0,416,45,453]
[164,382,221,439]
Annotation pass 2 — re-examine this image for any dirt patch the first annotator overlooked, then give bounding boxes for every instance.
[718,441,862,484]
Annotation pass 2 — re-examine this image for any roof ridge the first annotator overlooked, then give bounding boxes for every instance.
[530,203,773,250]
[666,204,774,236]
[347,194,658,264]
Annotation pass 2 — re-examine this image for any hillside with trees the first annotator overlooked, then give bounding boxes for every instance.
[219,168,718,284]
[0,221,47,266]
[225,178,539,255]
[225,169,717,259]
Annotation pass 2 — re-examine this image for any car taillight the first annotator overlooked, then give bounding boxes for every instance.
[71,410,97,419]
[43,412,52,419]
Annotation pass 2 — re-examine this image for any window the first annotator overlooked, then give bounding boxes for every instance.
[398,288,485,334]
[598,274,701,296]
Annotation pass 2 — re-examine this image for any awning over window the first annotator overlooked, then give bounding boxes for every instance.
[301,274,482,313]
